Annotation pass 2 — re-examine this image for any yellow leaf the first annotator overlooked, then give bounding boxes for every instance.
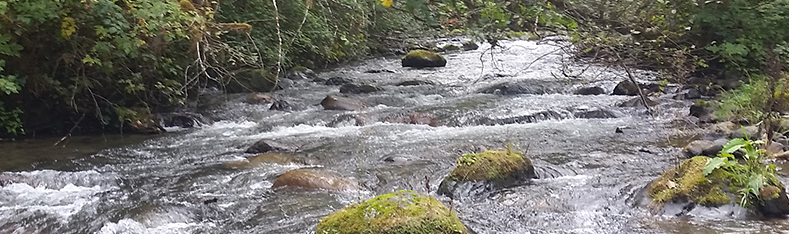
[381,0,393,7]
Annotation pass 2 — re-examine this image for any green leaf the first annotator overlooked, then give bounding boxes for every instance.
[704,157,727,176]
[721,138,747,154]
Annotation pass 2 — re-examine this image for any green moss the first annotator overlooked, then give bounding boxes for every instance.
[448,150,531,182]
[694,100,711,107]
[291,66,309,72]
[316,190,468,234]
[443,44,461,51]
[506,32,527,38]
[648,156,735,207]
[403,49,444,61]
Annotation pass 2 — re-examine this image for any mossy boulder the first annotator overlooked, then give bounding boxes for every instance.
[612,80,639,96]
[442,44,461,52]
[438,150,536,199]
[272,169,359,192]
[402,50,447,68]
[315,190,469,234]
[646,156,789,217]
[226,69,279,93]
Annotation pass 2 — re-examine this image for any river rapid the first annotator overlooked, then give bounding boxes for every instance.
[2,39,789,234]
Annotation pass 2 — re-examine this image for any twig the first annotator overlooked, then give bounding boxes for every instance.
[53,113,86,147]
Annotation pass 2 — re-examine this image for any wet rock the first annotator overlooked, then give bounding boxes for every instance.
[382,154,414,163]
[321,95,368,111]
[682,139,725,157]
[224,153,309,169]
[316,190,469,234]
[646,156,789,217]
[396,80,436,86]
[573,107,621,119]
[364,69,395,74]
[276,78,295,90]
[328,114,372,127]
[339,83,384,94]
[480,82,549,95]
[324,77,353,86]
[245,93,273,104]
[402,49,447,68]
[286,66,318,80]
[272,169,359,191]
[690,100,717,123]
[443,44,461,51]
[438,150,536,199]
[245,139,294,154]
[462,41,479,51]
[574,86,605,95]
[226,69,279,93]
[674,88,702,100]
[612,80,640,96]
[269,100,299,111]
[384,112,441,126]
[156,112,210,129]
[617,97,658,107]
[730,125,760,139]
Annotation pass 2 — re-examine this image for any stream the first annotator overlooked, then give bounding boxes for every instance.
[2,39,789,234]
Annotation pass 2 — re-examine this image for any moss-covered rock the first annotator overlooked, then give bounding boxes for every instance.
[646,156,789,217]
[315,190,469,234]
[402,50,447,68]
[438,150,535,199]
[442,44,461,52]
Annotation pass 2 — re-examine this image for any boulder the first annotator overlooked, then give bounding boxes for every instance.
[443,44,461,51]
[396,80,436,86]
[226,69,278,93]
[223,153,310,169]
[402,50,447,68]
[384,112,441,126]
[245,139,294,154]
[462,41,479,51]
[272,169,359,191]
[328,114,372,127]
[690,100,717,123]
[438,150,536,199]
[321,95,368,111]
[617,97,658,108]
[646,156,789,217]
[269,100,299,111]
[246,93,273,104]
[286,66,318,80]
[573,107,620,119]
[480,82,549,95]
[339,83,384,94]
[316,190,469,234]
[574,86,605,95]
[325,77,353,86]
[730,125,760,139]
[612,80,640,96]
[682,139,726,157]
[709,121,738,137]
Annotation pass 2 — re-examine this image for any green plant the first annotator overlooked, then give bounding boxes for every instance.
[704,137,779,208]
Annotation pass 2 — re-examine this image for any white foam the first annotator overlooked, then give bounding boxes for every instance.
[0,182,106,221]
[97,218,203,234]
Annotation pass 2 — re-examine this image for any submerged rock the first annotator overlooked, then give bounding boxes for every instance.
[316,190,469,234]
[617,97,659,108]
[339,83,384,94]
[646,156,789,217]
[245,139,294,154]
[439,150,536,199]
[268,100,299,111]
[480,82,550,95]
[383,112,441,126]
[574,86,606,95]
[321,95,368,111]
[246,93,273,104]
[325,77,353,86]
[462,41,479,51]
[396,80,436,86]
[272,169,359,192]
[402,49,447,68]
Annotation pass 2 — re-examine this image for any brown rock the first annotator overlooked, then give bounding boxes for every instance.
[320,95,368,111]
[246,93,274,104]
[272,169,359,191]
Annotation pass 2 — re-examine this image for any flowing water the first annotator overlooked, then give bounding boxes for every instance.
[2,39,789,234]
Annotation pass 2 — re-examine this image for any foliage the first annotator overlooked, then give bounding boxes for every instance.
[703,137,780,208]
[715,74,789,123]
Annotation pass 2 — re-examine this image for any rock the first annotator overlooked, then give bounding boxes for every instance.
[339,83,384,94]
[612,81,640,96]
[617,97,658,107]
[384,112,441,126]
[246,93,273,104]
[269,100,299,111]
[364,69,395,74]
[690,100,717,123]
[245,139,294,154]
[402,49,447,68]
[443,44,461,51]
[480,82,549,95]
[574,86,605,95]
[646,156,789,217]
[462,41,479,51]
[156,112,210,129]
[766,141,785,156]
[682,139,725,157]
[438,150,536,199]
[286,66,318,80]
[328,114,372,127]
[316,190,469,234]
[730,125,760,139]
[321,95,368,111]
[396,80,436,86]
[223,153,309,169]
[325,77,353,86]
[276,78,295,90]
[674,88,702,100]
[272,169,359,191]
[709,121,738,137]
[573,107,620,119]
[226,69,279,93]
